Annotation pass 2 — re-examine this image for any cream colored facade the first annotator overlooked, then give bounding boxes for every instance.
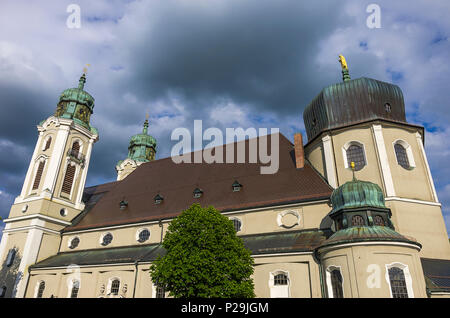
[304,121,450,260]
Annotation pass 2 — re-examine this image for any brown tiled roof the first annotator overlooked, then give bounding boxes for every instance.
[64,133,332,232]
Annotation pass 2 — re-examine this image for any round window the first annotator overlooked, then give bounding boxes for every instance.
[137,229,150,243]
[69,237,80,249]
[101,233,113,246]
[60,208,67,217]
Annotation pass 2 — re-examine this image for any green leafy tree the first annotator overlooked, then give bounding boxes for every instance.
[150,203,255,298]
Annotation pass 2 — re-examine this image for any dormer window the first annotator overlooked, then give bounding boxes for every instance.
[119,200,128,210]
[193,188,203,199]
[154,194,163,205]
[232,181,242,192]
[385,103,392,113]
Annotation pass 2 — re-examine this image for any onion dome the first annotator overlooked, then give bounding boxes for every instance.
[55,73,95,129]
[127,118,157,162]
[330,179,386,214]
[317,170,421,250]
[303,55,407,142]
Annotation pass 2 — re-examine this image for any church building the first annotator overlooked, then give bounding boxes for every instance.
[0,57,449,298]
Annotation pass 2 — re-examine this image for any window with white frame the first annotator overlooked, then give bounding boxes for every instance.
[109,278,120,296]
[6,248,16,267]
[393,140,415,170]
[269,271,290,298]
[43,136,52,151]
[230,217,242,232]
[385,263,414,298]
[32,158,46,191]
[343,141,367,171]
[70,280,80,298]
[137,228,150,243]
[325,266,344,298]
[36,281,45,298]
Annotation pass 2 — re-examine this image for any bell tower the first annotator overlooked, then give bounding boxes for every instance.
[115,115,157,181]
[303,56,450,260]
[0,72,99,298]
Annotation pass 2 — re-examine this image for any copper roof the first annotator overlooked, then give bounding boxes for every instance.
[303,77,409,142]
[64,133,332,232]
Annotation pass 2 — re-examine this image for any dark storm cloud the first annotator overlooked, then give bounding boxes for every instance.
[115,0,352,117]
[0,0,450,234]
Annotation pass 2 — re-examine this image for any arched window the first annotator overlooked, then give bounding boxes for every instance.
[394,143,410,169]
[36,281,45,298]
[72,141,80,158]
[70,280,80,298]
[43,137,52,151]
[326,266,344,298]
[330,269,344,298]
[61,163,76,195]
[346,143,366,171]
[6,249,16,267]
[110,279,120,296]
[351,215,365,226]
[32,160,46,190]
[269,271,290,298]
[373,215,385,226]
[388,267,409,298]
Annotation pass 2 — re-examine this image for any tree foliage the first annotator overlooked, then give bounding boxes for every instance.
[150,203,255,298]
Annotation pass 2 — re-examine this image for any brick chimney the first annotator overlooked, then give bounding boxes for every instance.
[294,133,305,169]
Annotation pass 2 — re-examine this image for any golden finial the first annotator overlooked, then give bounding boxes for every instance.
[145,112,149,120]
[350,161,356,181]
[83,64,91,74]
[339,55,348,70]
[339,55,351,82]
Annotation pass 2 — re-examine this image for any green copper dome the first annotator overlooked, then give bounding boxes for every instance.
[127,119,157,162]
[330,179,386,214]
[54,74,95,129]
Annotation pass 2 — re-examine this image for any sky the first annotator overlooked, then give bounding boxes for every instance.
[0,0,449,236]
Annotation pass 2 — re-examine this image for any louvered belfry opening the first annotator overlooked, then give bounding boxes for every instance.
[62,164,76,195]
[32,161,45,190]
[72,141,80,158]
